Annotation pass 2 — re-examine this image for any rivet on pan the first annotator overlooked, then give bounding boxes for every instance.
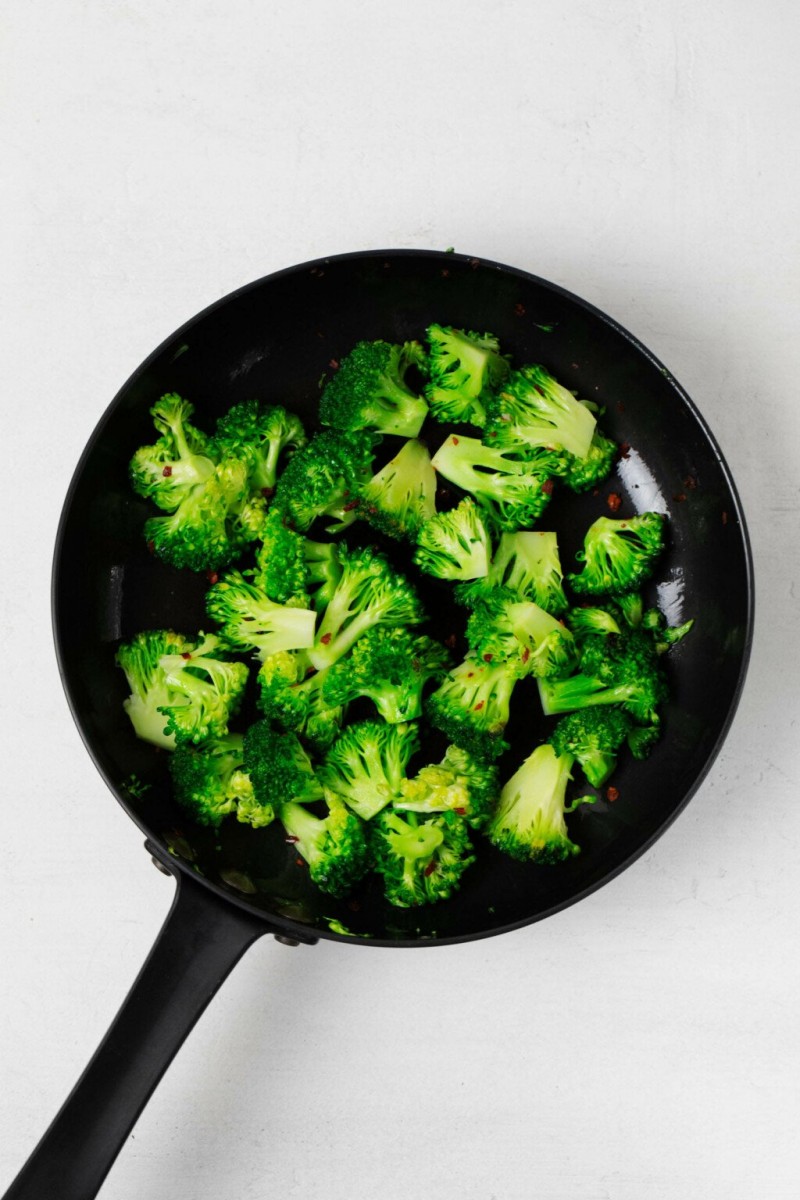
[150,856,172,876]
[274,935,300,947]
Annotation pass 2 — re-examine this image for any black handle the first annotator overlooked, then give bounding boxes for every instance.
[3,853,274,1200]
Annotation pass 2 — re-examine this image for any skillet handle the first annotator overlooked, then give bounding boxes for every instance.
[2,850,278,1200]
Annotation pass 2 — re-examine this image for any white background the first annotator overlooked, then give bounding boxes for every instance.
[2,2,799,1197]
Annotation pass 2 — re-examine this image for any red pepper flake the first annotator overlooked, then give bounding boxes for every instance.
[607,492,622,513]
[485,429,497,438]
[181,651,192,660]
[320,632,332,645]
[146,539,155,554]
[441,268,450,278]
[162,465,172,477]
[684,474,697,490]
[452,435,460,445]
[618,442,631,459]
[606,786,619,802]
[521,647,530,664]
[285,835,299,844]
[673,492,687,503]
[542,479,555,495]
[592,488,600,497]
[721,510,728,525]
[616,401,626,413]
[454,807,467,816]
[342,498,360,511]
[328,358,339,370]
[424,861,438,876]
[411,657,421,670]
[474,700,485,711]
[514,302,526,317]
[483,653,493,662]
[295,857,305,867]
[206,570,219,585]
[444,634,457,649]
[261,486,275,498]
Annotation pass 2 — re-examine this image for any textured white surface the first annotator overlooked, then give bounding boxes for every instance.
[2,2,799,1197]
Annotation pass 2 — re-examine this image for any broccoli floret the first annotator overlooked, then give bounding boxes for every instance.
[303,540,343,611]
[424,325,511,427]
[206,569,316,660]
[561,428,617,492]
[641,606,695,654]
[538,628,668,725]
[396,744,499,829]
[413,498,492,581]
[116,630,248,748]
[318,720,419,820]
[257,651,344,751]
[359,438,437,540]
[481,530,568,615]
[486,743,581,864]
[281,793,369,898]
[244,719,323,807]
[169,733,267,827]
[425,655,518,761]
[273,429,377,532]
[143,458,253,572]
[319,340,429,437]
[627,722,661,759]
[307,545,425,671]
[616,591,644,628]
[568,513,665,596]
[254,508,308,603]
[321,627,451,724]
[565,603,623,641]
[465,588,576,679]
[129,393,217,512]
[370,808,475,907]
[483,364,597,459]
[430,435,554,531]
[548,709,633,788]
[213,399,306,493]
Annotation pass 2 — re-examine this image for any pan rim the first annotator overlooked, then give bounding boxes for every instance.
[50,247,755,947]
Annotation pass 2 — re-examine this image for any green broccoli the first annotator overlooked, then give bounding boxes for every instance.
[213,399,306,493]
[430,435,554,531]
[561,428,618,492]
[465,587,577,678]
[424,655,518,760]
[244,719,324,807]
[486,742,583,864]
[537,628,668,725]
[483,364,597,459]
[616,591,644,628]
[206,569,316,660]
[565,603,624,641]
[302,540,343,611]
[257,651,344,751]
[318,720,419,820]
[470,530,569,615]
[319,340,429,437]
[321,627,451,723]
[129,393,217,512]
[358,438,437,540]
[413,498,492,581]
[306,544,425,671]
[253,507,309,604]
[143,457,253,572]
[169,733,270,827]
[548,708,633,788]
[273,429,377,532]
[424,325,510,427]
[641,606,695,654]
[370,808,475,907]
[281,793,369,898]
[567,513,665,596]
[116,630,248,748]
[396,744,499,829]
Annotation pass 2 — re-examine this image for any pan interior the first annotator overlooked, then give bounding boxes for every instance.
[53,251,752,945]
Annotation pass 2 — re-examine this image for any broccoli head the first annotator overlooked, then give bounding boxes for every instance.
[565,603,624,641]
[430,435,554,531]
[206,569,316,660]
[281,793,369,898]
[413,498,492,581]
[424,325,511,427]
[424,655,518,760]
[358,438,437,540]
[473,530,568,615]
[143,457,253,572]
[567,513,665,596]
[254,507,308,604]
[483,364,597,459]
[318,720,419,820]
[319,340,429,437]
[243,719,324,807]
[486,742,581,864]
[321,627,451,724]
[561,428,618,493]
[273,429,377,532]
[641,606,695,654]
[129,393,217,512]
[169,733,269,827]
[396,744,499,829]
[465,587,577,679]
[257,651,344,751]
[370,808,475,907]
[548,708,633,788]
[538,628,668,725]
[213,399,306,492]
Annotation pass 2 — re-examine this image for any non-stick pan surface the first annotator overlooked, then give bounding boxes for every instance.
[53,248,753,946]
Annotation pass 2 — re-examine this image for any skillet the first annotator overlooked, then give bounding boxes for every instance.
[4,249,754,1199]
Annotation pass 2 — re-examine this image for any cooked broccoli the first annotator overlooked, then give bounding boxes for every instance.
[413,499,492,581]
[319,340,429,437]
[273,429,377,532]
[396,744,499,829]
[358,438,437,540]
[281,793,369,898]
[538,628,668,725]
[213,399,306,492]
[483,364,597,459]
[257,651,344,751]
[430,435,554,531]
[306,545,425,671]
[318,720,419,820]
[370,808,475,907]
[616,591,644,628]
[565,603,623,641]
[254,508,308,603]
[568,513,665,596]
[321,627,451,723]
[243,719,324,807]
[169,733,268,827]
[486,743,582,864]
[129,393,217,512]
[424,325,510,427]
[206,569,316,659]
[641,606,695,653]
[143,458,253,572]
[548,708,633,788]
[481,530,568,615]
[465,588,576,678]
[425,655,518,760]
[561,428,617,492]
[303,540,343,611]
[627,721,661,759]
[116,630,248,748]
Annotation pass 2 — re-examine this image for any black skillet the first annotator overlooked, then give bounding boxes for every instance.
[4,250,754,1199]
